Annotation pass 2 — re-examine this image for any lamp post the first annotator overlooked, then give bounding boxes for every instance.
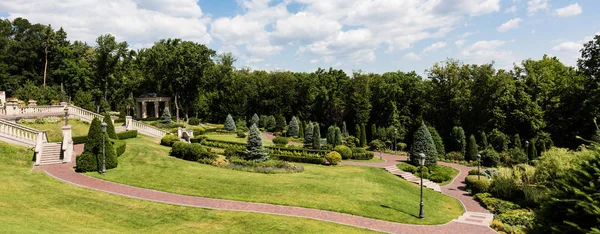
[101,122,107,174]
[63,106,69,126]
[394,128,397,152]
[476,154,481,180]
[525,140,529,164]
[418,153,426,219]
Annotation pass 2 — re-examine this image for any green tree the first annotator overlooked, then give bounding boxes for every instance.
[246,124,268,161]
[77,117,118,172]
[334,126,342,146]
[224,114,236,131]
[103,114,117,139]
[327,125,335,145]
[161,107,172,124]
[341,121,349,137]
[513,134,522,149]
[488,129,509,152]
[371,124,377,141]
[288,116,299,137]
[313,124,321,150]
[528,140,537,160]
[355,124,361,138]
[251,113,259,127]
[479,131,488,150]
[428,126,445,156]
[304,122,314,148]
[410,122,437,166]
[267,115,276,131]
[360,123,367,147]
[275,114,286,132]
[451,126,466,155]
[466,134,478,161]
[299,120,305,138]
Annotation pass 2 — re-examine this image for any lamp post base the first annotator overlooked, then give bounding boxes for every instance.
[419,202,424,219]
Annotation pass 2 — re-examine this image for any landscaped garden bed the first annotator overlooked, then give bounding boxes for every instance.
[396,163,459,186]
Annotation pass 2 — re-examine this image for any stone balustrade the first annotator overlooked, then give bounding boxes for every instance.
[129,119,169,138]
[0,118,47,147]
[0,107,5,115]
[67,105,104,122]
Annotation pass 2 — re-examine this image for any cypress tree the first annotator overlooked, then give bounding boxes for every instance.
[251,113,260,127]
[428,126,445,156]
[103,114,117,139]
[288,116,300,137]
[267,115,276,131]
[355,123,361,138]
[410,122,438,166]
[513,134,522,149]
[451,126,466,155]
[479,131,488,150]
[539,141,546,156]
[83,117,103,155]
[360,123,367,147]
[299,120,305,138]
[313,124,321,149]
[246,124,268,161]
[78,117,118,172]
[224,114,236,131]
[304,122,314,148]
[327,125,335,145]
[275,114,286,132]
[161,107,172,124]
[466,134,478,161]
[528,140,537,160]
[259,115,268,128]
[341,121,349,137]
[371,124,377,141]
[334,127,342,146]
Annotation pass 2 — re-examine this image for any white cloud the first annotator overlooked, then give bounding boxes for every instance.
[422,41,446,54]
[272,12,341,44]
[403,52,422,61]
[0,0,211,46]
[497,18,522,32]
[504,5,517,13]
[555,3,582,17]
[455,40,466,47]
[461,40,515,68]
[552,32,600,52]
[527,0,549,15]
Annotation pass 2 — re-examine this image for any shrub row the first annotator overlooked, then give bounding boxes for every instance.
[203,138,330,154]
[170,142,217,161]
[112,140,127,157]
[188,117,200,125]
[73,135,87,144]
[225,157,304,174]
[272,136,288,145]
[160,134,180,146]
[350,147,374,160]
[114,118,125,123]
[398,163,458,184]
[270,154,326,164]
[116,130,138,140]
[465,175,491,194]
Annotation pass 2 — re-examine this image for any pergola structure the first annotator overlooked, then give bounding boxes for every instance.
[135,93,171,119]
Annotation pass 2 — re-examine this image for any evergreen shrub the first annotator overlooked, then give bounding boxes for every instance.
[325,151,342,165]
[160,134,180,146]
[273,136,289,145]
[188,117,200,125]
[333,145,352,159]
[116,130,137,140]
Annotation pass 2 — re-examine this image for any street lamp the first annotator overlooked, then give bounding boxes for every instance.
[101,122,107,175]
[417,153,426,219]
[476,154,481,180]
[525,140,530,164]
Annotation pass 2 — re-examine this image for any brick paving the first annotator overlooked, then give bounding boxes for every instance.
[36,144,495,234]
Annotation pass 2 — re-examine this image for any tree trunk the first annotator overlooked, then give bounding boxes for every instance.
[175,92,180,123]
[43,46,48,87]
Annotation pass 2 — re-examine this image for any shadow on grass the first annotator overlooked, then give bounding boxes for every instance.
[380,204,420,219]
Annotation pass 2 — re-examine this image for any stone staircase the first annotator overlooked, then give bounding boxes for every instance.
[39,142,63,165]
[453,211,494,226]
[384,165,442,192]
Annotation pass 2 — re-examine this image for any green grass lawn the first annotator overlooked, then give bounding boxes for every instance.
[88,137,464,225]
[346,157,386,163]
[0,141,379,233]
[205,133,274,146]
[21,119,91,142]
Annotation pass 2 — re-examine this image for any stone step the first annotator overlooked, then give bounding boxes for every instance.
[453,212,494,226]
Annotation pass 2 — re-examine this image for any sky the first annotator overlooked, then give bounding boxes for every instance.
[1,0,599,76]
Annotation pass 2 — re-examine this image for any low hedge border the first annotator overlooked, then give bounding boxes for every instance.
[116,130,138,140]
[204,138,330,153]
[73,135,87,145]
[112,140,127,157]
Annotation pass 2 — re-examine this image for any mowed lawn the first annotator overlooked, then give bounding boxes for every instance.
[0,141,380,233]
[21,119,91,142]
[88,137,464,225]
[205,133,274,146]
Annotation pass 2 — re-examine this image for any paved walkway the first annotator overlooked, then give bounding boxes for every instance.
[36,145,494,234]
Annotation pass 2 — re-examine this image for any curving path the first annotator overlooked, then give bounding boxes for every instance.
[34,144,495,234]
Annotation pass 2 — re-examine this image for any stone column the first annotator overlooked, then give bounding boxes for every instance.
[154,101,159,118]
[62,125,73,163]
[5,100,19,115]
[125,116,133,131]
[177,127,183,139]
[142,101,147,119]
[28,100,37,106]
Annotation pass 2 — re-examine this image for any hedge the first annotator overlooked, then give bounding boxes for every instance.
[116,130,138,140]
[170,142,217,161]
[465,175,491,194]
[333,145,352,159]
[160,134,180,146]
[203,138,330,154]
[270,154,326,164]
[112,140,127,157]
[73,135,87,144]
[350,147,374,160]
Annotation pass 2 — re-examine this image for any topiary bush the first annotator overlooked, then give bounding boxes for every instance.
[77,117,118,172]
[103,114,118,139]
[188,117,200,126]
[445,151,464,161]
[325,151,342,165]
[112,140,127,157]
[273,136,289,145]
[73,135,87,144]
[161,107,172,124]
[410,121,438,166]
[351,147,374,160]
[466,134,478,161]
[170,142,217,162]
[450,126,466,155]
[428,126,445,156]
[333,145,352,159]
[116,130,137,140]
[160,134,180,147]
[303,122,314,148]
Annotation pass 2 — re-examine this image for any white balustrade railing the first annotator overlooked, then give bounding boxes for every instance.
[0,107,5,115]
[67,105,103,122]
[0,118,47,147]
[130,119,169,138]
[20,105,64,115]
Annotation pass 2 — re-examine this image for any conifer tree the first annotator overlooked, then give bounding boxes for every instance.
[528,140,537,160]
[161,107,172,124]
[360,123,367,147]
[267,115,276,131]
[251,113,260,127]
[410,122,438,166]
[275,114,286,132]
[371,124,377,141]
[334,126,342,146]
[304,122,314,148]
[103,114,117,139]
[341,121,349,137]
[288,116,299,137]
[246,124,268,161]
[466,134,478,161]
[313,124,321,149]
[224,114,236,131]
[451,126,466,155]
[355,123,361,138]
[428,126,445,156]
[299,120,305,138]
[327,125,335,145]
[513,134,522,149]
[479,131,488,150]
[77,117,118,172]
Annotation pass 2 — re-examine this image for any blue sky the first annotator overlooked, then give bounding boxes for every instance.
[1,0,599,76]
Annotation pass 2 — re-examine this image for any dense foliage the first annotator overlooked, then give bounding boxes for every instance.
[76,117,118,172]
[288,116,299,137]
[410,122,437,166]
[103,115,117,139]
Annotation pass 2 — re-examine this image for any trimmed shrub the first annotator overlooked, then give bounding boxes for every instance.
[512,134,522,149]
[344,136,360,148]
[333,145,352,159]
[83,118,103,154]
[325,151,342,165]
[76,127,118,172]
[334,127,342,146]
[304,122,314,148]
[160,134,180,147]
[445,151,464,161]
[236,130,246,138]
[397,142,407,151]
[327,125,335,145]
[288,116,299,137]
[170,142,217,161]
[341,121,349,137]
[398,163,418,173]
[360,123,367,146]
[73,135,87,145]
[225,157,304,174]
[246,124,268,161]
[368,139,386,151]
[481,148,501,167]
[350,147,374,160]
[465,175,491,194]
[474,193,521,214]
[111,140,127,157]
[192,127,205,136]
[224,114,236,131]
[116,130,137,140]
[270,154,326,165]
[236,118,248,131]
[273,136,289,145]
[468,169,486,176]
[275,114,286,132]
[451,126,466,155]
[75,153,98,172]
[466,134,478,161]
[312,124,321,150]
[188,117,200,126]
[428,126,445,156]
[410,122,438,166]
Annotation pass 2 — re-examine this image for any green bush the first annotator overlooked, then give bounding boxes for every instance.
[428,126,445,156]
[189,135,207,144]
[116,130,137,140]
[489,129,509,152]
[333,145,352,159]
[73,135,87,144]
[397,142,407,151]
[170,142,217,161]
[350,147,374,160]
[273,136,289,145]
[473,193,521,215]
[160,134,180,147]
[188,117,200,125]
[426,164,457,183]
[192,127,206,136]
[398,163,418,173]
[343,136,360,148]
[325,151,342,165]
[497,209,534,229]
[112,140,127,157]
[465,175,491,194]
[114,118,125,124]
[75,153,98,173]
[269,154,326,165]
[468,169,486,176]
[410,122,438,166]
[103,114,117,139]
[236,130,246,138]
[77,117,118,172]
[225,157,304,174]
[445,151,464,161]
[414,166,429,178]
[481,148,500,167]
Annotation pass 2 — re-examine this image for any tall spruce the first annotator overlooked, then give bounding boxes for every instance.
[479,131,488,150]
[224,114,236,131]
[334,127,342,146]
[103,114,117,139]
[410,122,438,166]
[451,126,467,155]
[251,113,260,127]
[327,125,335,145]
[313,124,321,149]
[246,124,268,161]
[275,114,286,132]
[304,122,314,148]
[355,123,361,138]
[341,121,349,137]
[428,126,445,156]
[466,134,478,161]
[360,123,367,146]
[161,107,172,124]
[513,134,522,149]
[299,120,305,138]
[288,116,299,137]
[371,124,377,141]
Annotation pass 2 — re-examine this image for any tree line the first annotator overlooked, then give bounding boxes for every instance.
[1,17,599,149]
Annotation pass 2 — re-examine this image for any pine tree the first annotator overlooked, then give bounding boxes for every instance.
[360,123,367,147]
[428,126,445,156]
[275,114,286,132]
[103,114,117,139]
[466,134,478,161]
[355,123,361,138]
[334,127,342,146]
[224,114,236,131]
[341,121,349,137]
[251,113,260,127]
[513,134,522,149]
[451,126,466,155]
[288,116,299,137]
[299,120,305,138]
[371,124,377,141]
[304,122,314,148]
[313,124,321,150]
[327,125,335,145]
[479,131,488,150]
[267,115,276,131]
[410,122,438,166]
[246,124,268,161]
[161,107,172,124]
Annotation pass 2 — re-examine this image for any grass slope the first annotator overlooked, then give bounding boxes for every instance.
[21,119,91,142]
[0,141,379,233]
[88,137,464,225]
